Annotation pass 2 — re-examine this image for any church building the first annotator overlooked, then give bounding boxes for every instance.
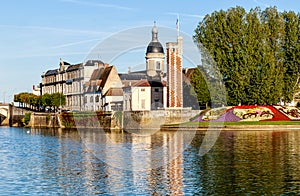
[122,22,183,111]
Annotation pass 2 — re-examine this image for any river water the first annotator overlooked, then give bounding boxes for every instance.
[0,127,300,195]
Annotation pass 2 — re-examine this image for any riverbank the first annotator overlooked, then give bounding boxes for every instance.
[161,121,300,131]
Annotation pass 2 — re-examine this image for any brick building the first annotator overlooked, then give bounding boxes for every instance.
[166,36,183,108]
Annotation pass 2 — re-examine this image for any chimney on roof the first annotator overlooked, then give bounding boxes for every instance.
[185,68,189,73]
[104,63,109,68]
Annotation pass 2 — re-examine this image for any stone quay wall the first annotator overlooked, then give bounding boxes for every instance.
[123,108,199,131]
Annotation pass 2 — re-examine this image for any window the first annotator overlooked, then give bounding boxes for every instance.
[141,88,145,92]
[141,99,145,109]
[90,96,94,103]
[154,88,159,92]
[156,62,161,70]
[95,95,99,102]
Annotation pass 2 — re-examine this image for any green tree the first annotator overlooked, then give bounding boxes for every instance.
[51,92,66,111]
[183,82,198,109]
[194,6,297,105]
[282,11,300,102]
[244,8,265,105]
[259,7,285,104]
[42,93,52,109]
[14,93,22,107]
[14,92,42,110]
[190,67,211,108]
[194,6,249,105]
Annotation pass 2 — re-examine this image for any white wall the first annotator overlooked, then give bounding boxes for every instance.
[105,96,123,111]
[131,86,151,111]
[163,86,167,109]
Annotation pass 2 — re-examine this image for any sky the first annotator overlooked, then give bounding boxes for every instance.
[1,0,300,102]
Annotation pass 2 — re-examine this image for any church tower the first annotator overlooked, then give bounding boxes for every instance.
[166,36,183,108]
[145,22,165,78]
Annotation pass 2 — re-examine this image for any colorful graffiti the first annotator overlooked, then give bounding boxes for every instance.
[193,105,300,122]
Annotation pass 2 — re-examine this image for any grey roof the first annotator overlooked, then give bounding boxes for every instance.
[60,61,70,66]
[84,60,104,66]
[119,72,148,81]
[45,69,58,76]
[146,23,164,54]
[66,63,83,72]
[119,70,166,81]
[146,41,164,54]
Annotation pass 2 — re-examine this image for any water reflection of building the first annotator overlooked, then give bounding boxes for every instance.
[164,132,184,195]
[145,132,184,195]
[131,135,152,190]
[77,130,185,194]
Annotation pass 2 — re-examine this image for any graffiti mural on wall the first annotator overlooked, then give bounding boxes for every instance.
[193,105,300,122]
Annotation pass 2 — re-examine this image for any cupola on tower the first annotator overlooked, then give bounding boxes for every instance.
[145,22,165,78]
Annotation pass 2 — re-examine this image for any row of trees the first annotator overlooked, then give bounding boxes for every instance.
[14,92,66,112]
[193,6,300,106]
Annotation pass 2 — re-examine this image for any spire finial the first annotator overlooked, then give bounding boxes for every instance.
[152,21,158,42]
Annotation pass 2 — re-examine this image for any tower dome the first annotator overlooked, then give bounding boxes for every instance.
[146,22,164,54]
[145,22,165,78]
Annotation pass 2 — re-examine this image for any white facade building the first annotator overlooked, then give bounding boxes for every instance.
[41,58,104,111]
[123,80,166,111]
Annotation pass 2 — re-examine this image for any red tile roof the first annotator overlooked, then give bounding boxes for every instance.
[132,79,150,87]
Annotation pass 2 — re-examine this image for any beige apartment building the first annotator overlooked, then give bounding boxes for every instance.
[41,59,104,111]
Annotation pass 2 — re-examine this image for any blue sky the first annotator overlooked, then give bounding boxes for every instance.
[1,0,300,102]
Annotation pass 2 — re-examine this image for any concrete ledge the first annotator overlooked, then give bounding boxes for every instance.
[161,124,300,131]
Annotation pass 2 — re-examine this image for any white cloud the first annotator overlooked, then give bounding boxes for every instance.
[61,0,134,11]
[0,52,87,59]
[0,24,108,36]
[51,38,103,49]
